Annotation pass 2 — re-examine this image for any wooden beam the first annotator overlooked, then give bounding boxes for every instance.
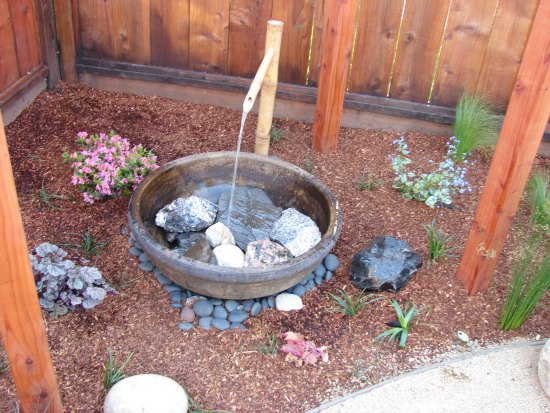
[52,0,76,82]
[312,0,357,153]
[35,0,61,87]
[0,113,63,411]
[456,0,550,294]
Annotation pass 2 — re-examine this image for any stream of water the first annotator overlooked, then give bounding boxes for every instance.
[226,112,248,226]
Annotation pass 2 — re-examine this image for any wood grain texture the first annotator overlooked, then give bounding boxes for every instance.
[389,0,450,103]
[76,0,113,58]
[35,0,61,86]
[0,1,20,90]
[228,0,272,78]
[8,0,41,75]
[189,0,229,73]
[312,0,357,152]
[348,0,404,96]
[307,0,325,87]
[271,0,315,85]
[0,113,63,412]
[430,0,499,107]
[475,0,539,106]
[456,0,550,294]
[53,0,76,82]
[150,0,190,69]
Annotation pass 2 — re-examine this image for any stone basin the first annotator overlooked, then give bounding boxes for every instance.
[128,151,342,299]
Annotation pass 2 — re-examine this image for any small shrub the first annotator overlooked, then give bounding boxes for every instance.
[527,170,550,228]
[188,395,232,413]
[103,349,133,390]
[34,185,67,209]
[62,131,159,203]
[257,333,282,355]
[452,94,501,162]
[270,126,287,144]
[327,288,381,317]
[109,272,140,292]
[279,332,328,366]
[390,136,471,208]
[353,173,384,191]
[30,243,115,316]
[300,156,315,174]
[61,229,110,258]
[374,299,423,348]
[423,219,458,266]
[499,234,550,331]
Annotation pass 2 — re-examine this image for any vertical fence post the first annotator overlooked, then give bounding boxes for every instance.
[456,0,550,294]
[52,0,77,82]
[0,113,63,411]
[312,0,357,153]
[255,20,284,156]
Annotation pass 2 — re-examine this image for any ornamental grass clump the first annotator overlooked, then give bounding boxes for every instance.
[452,93,501,162]
[390,136,471,208]
[527,170,550,228]
[30,243,115,316]
[62,131,158,203]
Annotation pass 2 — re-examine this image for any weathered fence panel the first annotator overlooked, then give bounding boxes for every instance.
[150,0,190,69]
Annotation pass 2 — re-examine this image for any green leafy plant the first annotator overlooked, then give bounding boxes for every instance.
[390,136,471,208]
[61,229,110,258]
[103,349,133,390]
[423,219,458,266]
[527,170,550,228]
[374,299,423,348]
[327,288,381,317]
[452,93,501,162]
[353,173,385,191]
[109,272,140,292]
[257,333,282,355]
[34,184,67,209]
[499,234,550,331]
[270,126,287,144]
[300,156,315,174]
[188,395,232,413]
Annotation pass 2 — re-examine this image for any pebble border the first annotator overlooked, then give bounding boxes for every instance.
[128,234,339,331]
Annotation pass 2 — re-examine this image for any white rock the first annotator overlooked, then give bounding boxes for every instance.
[104,374,188,413]
[205,222,235,248]
[275,293,303,311]
[212,244,244,267]
[538,338,550,397]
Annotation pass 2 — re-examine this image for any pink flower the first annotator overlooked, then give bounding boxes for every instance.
[77,132,88,138]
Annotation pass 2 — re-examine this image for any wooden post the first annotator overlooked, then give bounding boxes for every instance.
[312,0,357,153]
[254,20,283,156]
[52,0,76,82]
[0,113,63,411]
[35,0,61,87]
[456,0,550,294]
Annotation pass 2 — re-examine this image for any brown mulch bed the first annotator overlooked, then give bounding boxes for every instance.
[1,83,548,412]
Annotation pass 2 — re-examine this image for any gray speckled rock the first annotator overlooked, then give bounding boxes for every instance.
[244,240,292,267]
[139,261,154,272]
[539,338,550,397]
[155,195,218,233]
[270,208,321,257]
[250,302,262,316]
[225,300,240,312]
[228,310,248,323]
[175,232,203,252]
[323,254,339,271]
[217,188,282,250]
[350,236,422,291]
[178,322,194,331]
[193,300,214,317]
[212,305,228,319]
[212,317,230,331]
[198,316,213,330]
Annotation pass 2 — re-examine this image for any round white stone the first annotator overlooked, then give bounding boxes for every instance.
[538,338,550,397]
[275,293,303,311]
[213,244,245,267]
[205,222,235,248]
[104,374,188,413]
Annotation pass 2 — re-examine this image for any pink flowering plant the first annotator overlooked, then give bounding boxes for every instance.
[62,131,159,203]
[279,332,329,366]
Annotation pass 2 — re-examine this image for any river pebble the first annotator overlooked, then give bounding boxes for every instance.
[292,285,306,297]
[129,247,142,257]
[250,302,262,316]
[314,265,326,277]
[323,254,340,271]
[139,261,154,272]
[228,310,248,323]
[193,300,214,317]
[267,296,275,308]
[164,284,182,293]
[212,305,228,319]
[138,252,151,263]
[180,307,195,323]
[230,322,246,330]
[212,318,230,331]
[225,300,239,312]
[199,316,213,330]
[178,322,194,331]
[242,299,254,311]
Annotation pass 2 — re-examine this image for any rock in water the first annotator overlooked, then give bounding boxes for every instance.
[270,208,321,257]
[539,338,550,397]
[275,293,303,311]
[205,222,235,248]
[104,374,188,413]
[155,196,218,233]
[349,236,422,291]
[244,240,292,267]
[213,244,245,267]
[183,234,212,263]
[175,232,203,251]
[217,188,282,250]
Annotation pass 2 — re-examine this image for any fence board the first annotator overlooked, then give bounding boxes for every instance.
[271,0,315,85]
[475,0,539,106]
[228,0,271,78]
[348,0,404,96]
[430,0,499,107]
[189,0,229,73]
[8,0,41,75]
[389,0,450,103]
[0,2,20,90]
[76,1,113,59]
[150,0,190,69]
[307,0,325,87]
[111,0,151,64]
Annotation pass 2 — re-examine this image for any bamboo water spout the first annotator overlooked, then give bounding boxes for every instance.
[242,20,283,156]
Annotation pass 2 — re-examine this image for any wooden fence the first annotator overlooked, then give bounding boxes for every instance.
[70,0,539,109]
